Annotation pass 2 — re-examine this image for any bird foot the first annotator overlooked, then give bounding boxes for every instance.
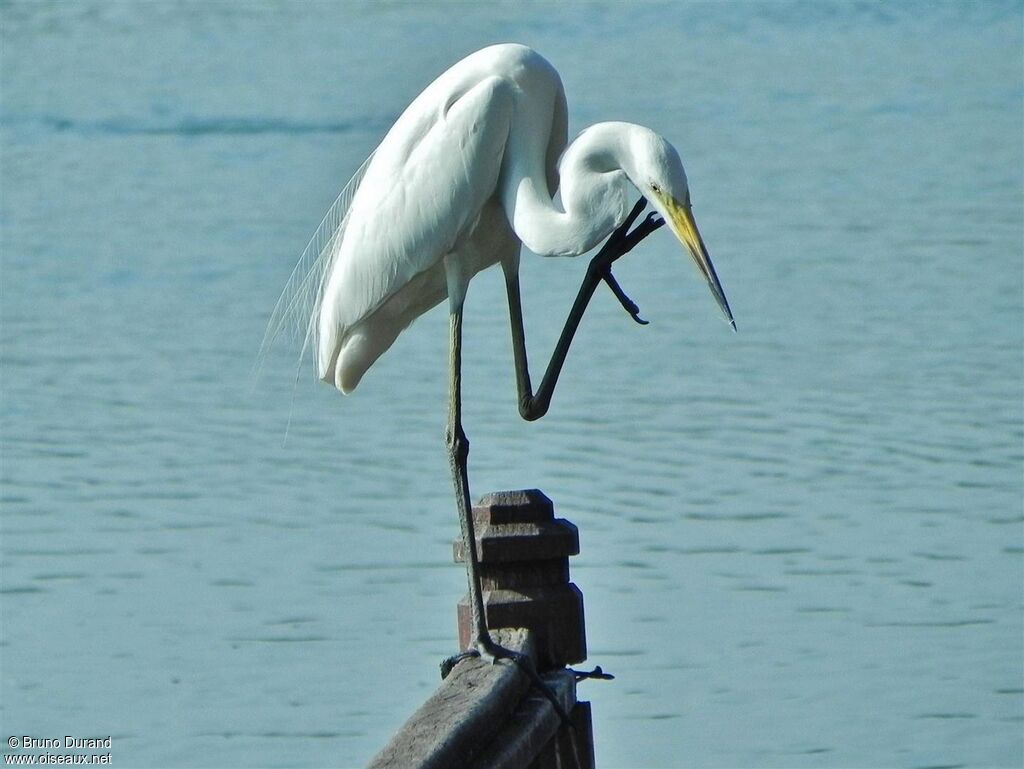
[440,648,480,679]
[570,664,615,681]
[439,640,574,729]
[590,198,665,325]
[596,199,665,269]
[601,267,648,325]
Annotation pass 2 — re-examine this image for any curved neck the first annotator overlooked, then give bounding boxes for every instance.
[500,122,634,256]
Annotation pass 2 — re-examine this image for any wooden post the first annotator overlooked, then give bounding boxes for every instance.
[367,490,597,769]
[453,489,586,670]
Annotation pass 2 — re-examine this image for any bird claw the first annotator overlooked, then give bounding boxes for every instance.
[625,211,665,250]
[439,644,574,728]
[440,648,480,679]
[602,267,649,325]
[595,200,666,268]
[588,199,660,325]
[571,664,615,681]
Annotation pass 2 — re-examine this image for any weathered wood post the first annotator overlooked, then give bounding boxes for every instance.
[453,489,586,670]
[455,489,595,769]
[366,489,598,769]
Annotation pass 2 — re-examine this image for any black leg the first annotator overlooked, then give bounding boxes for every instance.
[503,197,664,422]
[443,307,575,726]
[445,306,493,656]
[600,268,649,325]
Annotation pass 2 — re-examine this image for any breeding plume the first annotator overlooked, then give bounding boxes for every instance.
[266,43,734,667]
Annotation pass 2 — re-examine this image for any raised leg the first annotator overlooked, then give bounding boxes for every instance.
[503,198,664,422]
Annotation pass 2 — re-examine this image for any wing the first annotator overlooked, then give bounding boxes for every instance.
[256,148,376,373]
[316,70,517,389]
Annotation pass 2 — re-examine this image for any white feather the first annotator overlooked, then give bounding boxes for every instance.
[263,44,730,396]
[256,148,377,374]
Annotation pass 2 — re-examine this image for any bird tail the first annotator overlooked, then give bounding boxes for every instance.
[254,148,377,382]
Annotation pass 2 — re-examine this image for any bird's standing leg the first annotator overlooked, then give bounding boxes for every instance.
[504,198,665,421]
[442,302,575,725]
[444,305,493,658]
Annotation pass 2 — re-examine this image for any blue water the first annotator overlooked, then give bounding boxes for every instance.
[2,2,1021,768]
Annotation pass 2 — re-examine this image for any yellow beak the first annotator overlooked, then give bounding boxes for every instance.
[659,195,736,330]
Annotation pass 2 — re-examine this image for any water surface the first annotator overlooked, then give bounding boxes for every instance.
[2,2,1021,767]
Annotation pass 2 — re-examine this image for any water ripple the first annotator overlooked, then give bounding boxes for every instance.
[2,113,388,137]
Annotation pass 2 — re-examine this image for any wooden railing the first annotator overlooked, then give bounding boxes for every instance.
[367,490,597,769]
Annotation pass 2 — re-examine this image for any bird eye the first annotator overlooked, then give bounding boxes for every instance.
[650,182,661,194]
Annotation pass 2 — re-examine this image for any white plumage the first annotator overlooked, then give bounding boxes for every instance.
[266,43,732,396]
[265,44,734,663]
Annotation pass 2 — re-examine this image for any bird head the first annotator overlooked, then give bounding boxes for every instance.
[626,128,736,330]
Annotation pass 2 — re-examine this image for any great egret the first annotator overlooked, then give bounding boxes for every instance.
[266,43,734,669]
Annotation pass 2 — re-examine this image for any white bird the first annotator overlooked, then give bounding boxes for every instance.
[266,43,734,667]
